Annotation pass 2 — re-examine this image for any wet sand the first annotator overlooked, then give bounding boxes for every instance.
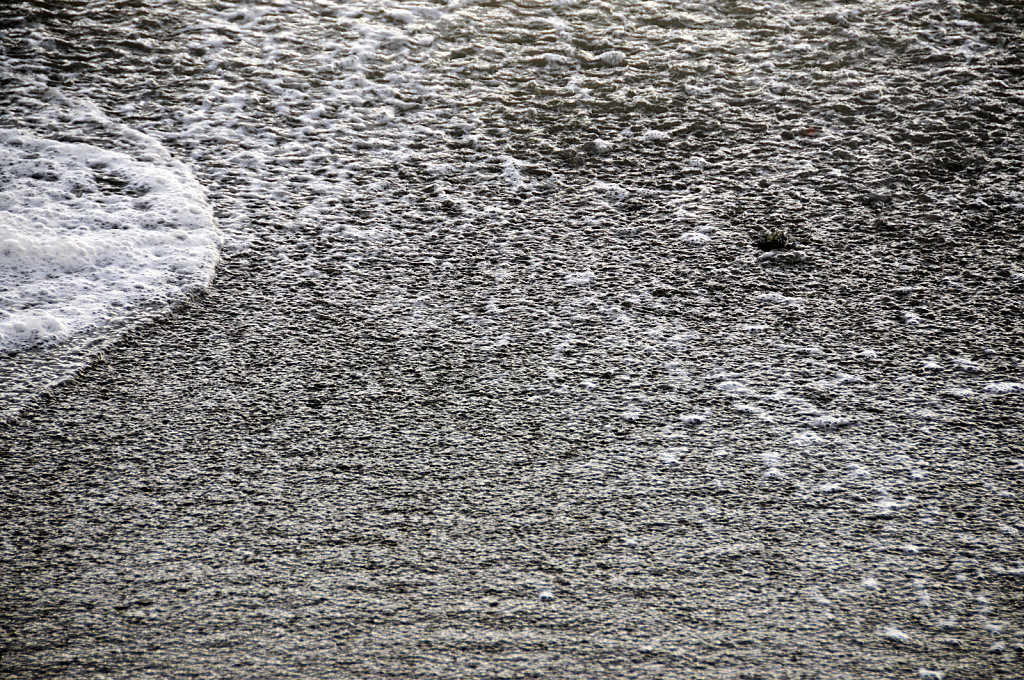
[2,230,1023,679]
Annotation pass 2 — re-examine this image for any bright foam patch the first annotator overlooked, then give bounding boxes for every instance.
[0,129,221,353]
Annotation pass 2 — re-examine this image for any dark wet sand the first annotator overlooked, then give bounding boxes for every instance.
[2,230,1023,679]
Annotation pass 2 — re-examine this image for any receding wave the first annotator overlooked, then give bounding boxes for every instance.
[0,94,221,417]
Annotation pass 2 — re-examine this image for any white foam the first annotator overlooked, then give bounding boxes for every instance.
[810,415,852,430]
[791,431,824,446]
[501,156,525,191]
[585,138,614,154]
[716,380,750,393]
[985,382,1024,394]
[848,464,871,478]
[0,127,220,354]
[679,231,711,244]
[657,450,682,466]
[639,129,671,144]
[734,403,772,421]
[593,181,629,201]
[597,50,626,67]
[757,292,805,307]
[952,356,984,372]
[882,626,912,644]
[565,270,595,285]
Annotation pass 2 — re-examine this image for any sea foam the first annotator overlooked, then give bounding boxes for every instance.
[0,124,221,354]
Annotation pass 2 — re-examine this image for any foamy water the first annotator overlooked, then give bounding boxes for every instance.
[0,116,219,353]
[0,47,221,411]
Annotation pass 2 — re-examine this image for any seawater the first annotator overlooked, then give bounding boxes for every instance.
[1,0,1022,418]
[2,2,1024,676]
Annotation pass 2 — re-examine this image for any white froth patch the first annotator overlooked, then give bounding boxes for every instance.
[804,587,831,606]
[943,387,975,398]
[810,415,852,430]
[593,181,629,202]
[385,5,442,25]
[565,270,595,286]
[781,343,824,357]
[679,231,711,244]
[733,403,772,421]
[0,129,220,353]
[848,464,871,478]
[639,129,670,144]
[757,249,807,264]
[537,52,574,66]
[716,380,750,394]
[342,224,394,241]
[658,450,681,466]
[901,310,922,325]
[757,292,804,307]
[597,50,626,66]
[985,381,1024,394]
[664,361,689,381]
[952,356,984,372]
[912,579,932,607]
[874,498,905,513]
[791,431,824,447]
[585,138,614,154]
[918,670,945,680]
[881,626,912,644]
[501,156,525,191]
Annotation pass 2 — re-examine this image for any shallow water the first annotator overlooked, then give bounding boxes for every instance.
[1,1,1023,677]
